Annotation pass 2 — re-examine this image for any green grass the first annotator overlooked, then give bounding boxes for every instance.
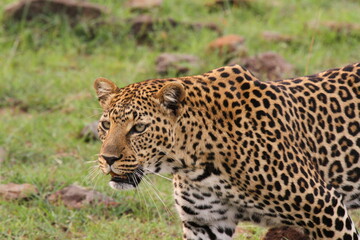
[0,0,359,239]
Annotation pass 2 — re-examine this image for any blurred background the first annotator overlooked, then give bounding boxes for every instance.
[0,0,359,239]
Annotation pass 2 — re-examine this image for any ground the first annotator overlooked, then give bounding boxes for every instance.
[0,0,359,239]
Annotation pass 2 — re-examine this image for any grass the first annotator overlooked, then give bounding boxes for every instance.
[0,0,359,239]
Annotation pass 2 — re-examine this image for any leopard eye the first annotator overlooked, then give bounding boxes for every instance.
[101,121,110,130]
[131,123,148,134]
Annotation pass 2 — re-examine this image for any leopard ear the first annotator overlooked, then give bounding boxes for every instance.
[156,82,185,116]
[94,78,119,109]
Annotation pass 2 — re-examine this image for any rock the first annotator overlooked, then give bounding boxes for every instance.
[4,0,107,25]
[323,21,360,32]
[47,184,118,209]
[129,15,221,42]
[80,121,99,142]
[0,183,38,200]
[129,15,178,42]
[125,0,163,11]
[261,31,294,43]
[207,34,245,56]
[307,21,360,35]
[156,53,201,76]
[0,147,6,163]
[262,226,310,240]
[229,51,293,81]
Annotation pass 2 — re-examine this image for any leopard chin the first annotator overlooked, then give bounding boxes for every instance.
[108,172,143,190]
[109,181,137,190]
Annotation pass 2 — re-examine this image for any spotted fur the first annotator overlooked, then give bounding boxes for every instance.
[94,63,360,240]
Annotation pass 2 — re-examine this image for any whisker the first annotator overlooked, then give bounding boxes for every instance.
[84,166,100,182]
[131,172,150,216]
[87,165,99,170]
[131,174,150,217]
[142,168,172,181]
[84,160,98,164]
[82,106,103,110]
[142,175,168,207]
[90,170,102,190]
[83,158,101,183]
[84,114,102,119]
[90,169,101,183]
[110,188,117,199]
[140,173,174,218]
[84,164,102,190]
[139,175,164,221]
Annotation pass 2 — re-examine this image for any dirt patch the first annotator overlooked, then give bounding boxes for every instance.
[261,31,295,43]
[125,0,163,11]
[0,183,39,200]
[47,184,119,209]
[262,226,310,240]
[156,53,201,76]
[207,34,246,56]
[4,0,107,25]
[229,51,294,81]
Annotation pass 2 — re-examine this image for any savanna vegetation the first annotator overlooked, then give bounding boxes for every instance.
[0,0,359,239]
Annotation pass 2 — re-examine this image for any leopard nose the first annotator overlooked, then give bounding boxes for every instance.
[101,155,120,166]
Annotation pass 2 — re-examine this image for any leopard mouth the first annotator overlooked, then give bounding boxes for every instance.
[109,170,143,190]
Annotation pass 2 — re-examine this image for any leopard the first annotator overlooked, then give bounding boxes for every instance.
[93,63,360,240]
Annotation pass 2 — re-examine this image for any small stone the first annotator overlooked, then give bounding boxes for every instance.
[156,53,201,76]
[0,183,39,200]
[125,0,163,11]
[4,0,107,25]
[262,226,310,240]
[207,34,245,56]
[47,184,119,209]
[80,121,99,142]
[0,147,6,163]
[229,51,293,81]
[261,31,294,43]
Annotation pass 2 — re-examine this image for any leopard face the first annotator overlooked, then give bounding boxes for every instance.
[94,78,186,190]
[94,63,360,240]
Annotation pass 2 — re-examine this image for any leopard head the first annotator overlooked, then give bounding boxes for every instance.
[94,77,185,190]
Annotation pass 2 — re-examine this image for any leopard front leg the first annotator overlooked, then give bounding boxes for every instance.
[173,174,238,240]
[304,190,359,240]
